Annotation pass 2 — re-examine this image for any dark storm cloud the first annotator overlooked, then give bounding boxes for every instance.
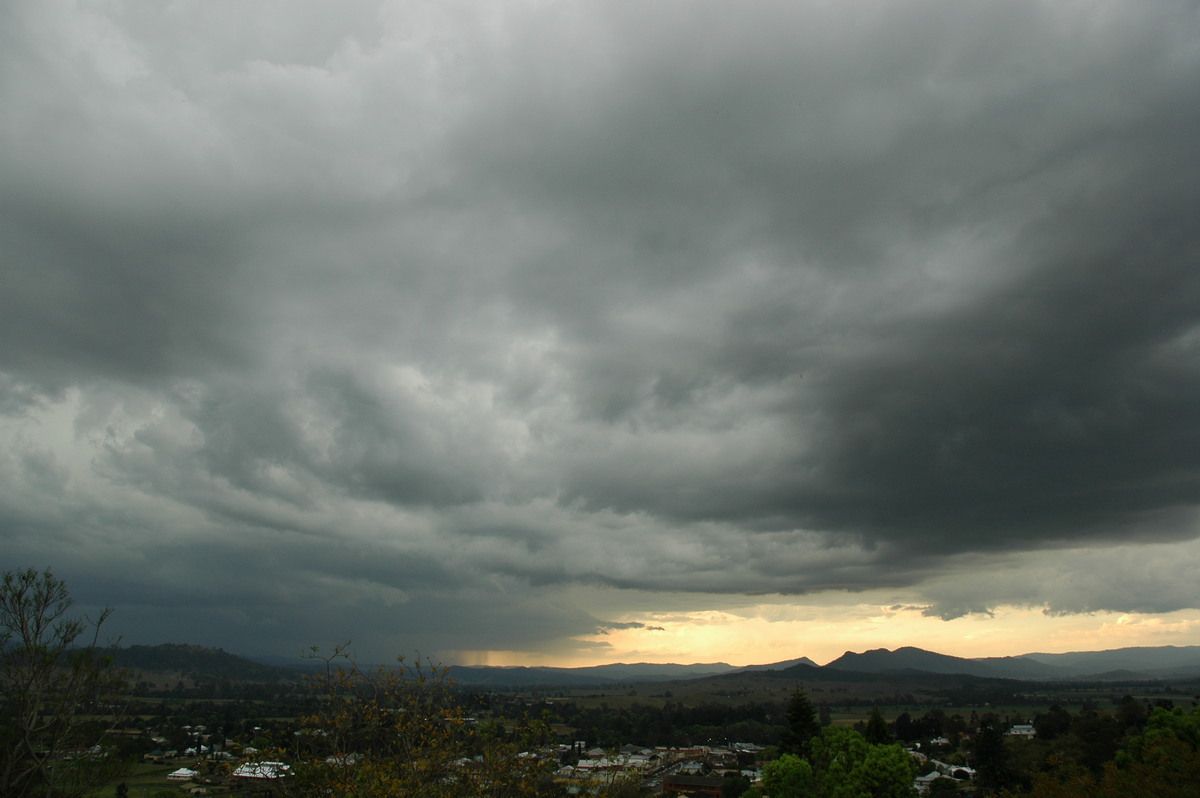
[460,0,1200,548]
[3,0,1200,659]
[509,0,1200,575]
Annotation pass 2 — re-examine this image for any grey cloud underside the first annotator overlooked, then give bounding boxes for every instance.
[476,2,1200,545]
[3,0,1200,656]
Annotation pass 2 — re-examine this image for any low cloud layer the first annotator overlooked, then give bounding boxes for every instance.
[3,0,1200,662]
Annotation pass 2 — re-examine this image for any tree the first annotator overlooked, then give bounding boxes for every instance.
[1113,695,1145,735]
[281,644,558,797]
[1033,705,1072,742]
[970,717,1013,793]
[809,726,917,798]
[1022,706,1200,798]
[780,687,821,760]
[761,753,815,798]
[1067,710,1120,772]
[721,772,752,798]
[0,568,128,798]
[865,707,891,744]
[762,727,917,798]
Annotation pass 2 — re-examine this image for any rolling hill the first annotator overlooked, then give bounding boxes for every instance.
[105,642,1200,689]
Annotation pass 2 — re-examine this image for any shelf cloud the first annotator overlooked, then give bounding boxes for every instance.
[3,0,1200,662]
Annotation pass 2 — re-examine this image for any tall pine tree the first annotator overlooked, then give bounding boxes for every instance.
[781,687,821,760]
[865,706,892,744]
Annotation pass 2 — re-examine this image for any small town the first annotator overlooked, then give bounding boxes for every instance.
[79,708,1071,797]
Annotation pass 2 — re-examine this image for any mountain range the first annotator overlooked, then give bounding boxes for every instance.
[443,656,824,687]
[822,645,1200,681]
[108,643,1200,688]
[438,646,1200,686]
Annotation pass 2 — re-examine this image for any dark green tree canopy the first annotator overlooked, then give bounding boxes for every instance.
[765,726,917,798]
[781,687,821,760]
[865,707,892,745]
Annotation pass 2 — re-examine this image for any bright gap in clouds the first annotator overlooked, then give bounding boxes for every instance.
[451,590,1200,668]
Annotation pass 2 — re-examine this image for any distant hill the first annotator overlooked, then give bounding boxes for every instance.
[823,645,1200,680]
[571,662,736,681]
[825,647,981,675]
[105,642,1200,690]
[110,643,299,683]
[736,656,820,672]
[1022,646,1200,677]
[447,662,735,688]
[824,647,1055,679]
[970,655,1068,680]
[447,666,607,688]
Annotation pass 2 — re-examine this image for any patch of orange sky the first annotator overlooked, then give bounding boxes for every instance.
[451,597,1200,668]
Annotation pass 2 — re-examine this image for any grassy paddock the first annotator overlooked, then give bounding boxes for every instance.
[94,761,256,798]
[88,762,178,798]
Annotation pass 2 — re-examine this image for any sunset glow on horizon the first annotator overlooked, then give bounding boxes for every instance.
[445,594,1200,669]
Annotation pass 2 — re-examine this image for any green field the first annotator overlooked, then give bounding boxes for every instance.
[91,762,238,798]
[89,763,177,798]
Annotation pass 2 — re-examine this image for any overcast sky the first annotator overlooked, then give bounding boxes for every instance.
[4,0,1200,667]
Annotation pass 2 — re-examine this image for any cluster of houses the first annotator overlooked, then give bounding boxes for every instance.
[163,761,291,793]
[911,760,977,796]
[908,721,1033,794]
[554,742,762,794]
[153,741,762,795]
[147,722,1034,796]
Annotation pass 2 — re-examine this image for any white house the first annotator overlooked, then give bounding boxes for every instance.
[915,771,948,795]
[232,761,292,780]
